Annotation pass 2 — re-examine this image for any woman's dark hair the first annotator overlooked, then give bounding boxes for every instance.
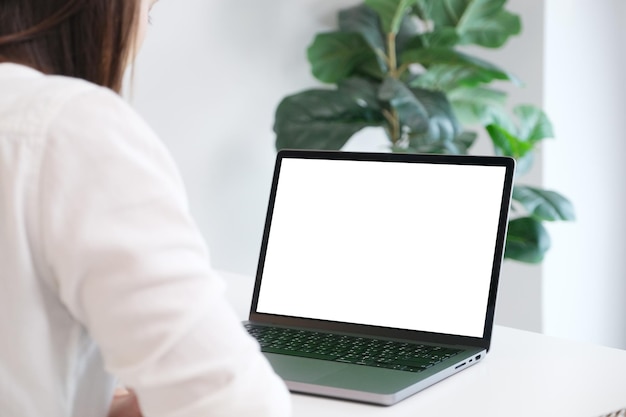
[0,0,140,93]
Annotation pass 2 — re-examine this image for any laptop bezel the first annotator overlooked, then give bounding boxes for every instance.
[249,149,515,352]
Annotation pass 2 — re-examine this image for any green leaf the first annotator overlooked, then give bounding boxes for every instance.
[401,48,519,84]
[513,153,534,178]
[339,5,388,75]
[379,77,429,133]
[307,32,375,83]
[412,0,435,22]
[378,79,461,150]
[406,130,477,154]
[274,85,384,151]
[365,0,419,34]
[411,65,502,92]
[455,130,478,150]
[487,105,554,143]
[408,87,461,145]
[486,124,533,158]
[448,86,506,125]
[396,10,422,54]
[402,28,461,51]
[426,0,521,48]
[486,121,535,177]
[504,217,551,263]
[512,185,576,221]
[338,77,384,116]
[339,5,384,51]
[423,28,461,48]
[514,105,554,143]
[353,56,388,80]
[485,105,554,176]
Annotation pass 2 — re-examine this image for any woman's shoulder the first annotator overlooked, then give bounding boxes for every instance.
[0,62,173,183]
[0,63,147,143]
[48,78,160,154]
[0,62,112,116]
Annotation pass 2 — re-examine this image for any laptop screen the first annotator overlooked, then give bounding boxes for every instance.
[255,154,510,339]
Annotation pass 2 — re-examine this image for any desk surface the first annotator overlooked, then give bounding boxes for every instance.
[222,271,626,417]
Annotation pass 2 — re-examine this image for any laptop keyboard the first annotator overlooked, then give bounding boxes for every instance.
[245,324,462,373]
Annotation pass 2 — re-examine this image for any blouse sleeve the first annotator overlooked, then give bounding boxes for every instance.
[38,87,291,417]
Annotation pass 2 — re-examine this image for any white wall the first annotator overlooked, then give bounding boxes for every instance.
[468,0,546,333]
[543,0,626,349]
[133,0,362,276]
[132,0,626,348]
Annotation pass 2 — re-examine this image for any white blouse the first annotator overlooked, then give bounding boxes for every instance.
[0,63,291,417]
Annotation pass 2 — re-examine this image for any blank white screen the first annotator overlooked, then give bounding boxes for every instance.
[256,158,506,338]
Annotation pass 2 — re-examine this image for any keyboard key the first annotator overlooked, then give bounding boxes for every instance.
[245,324,462,374]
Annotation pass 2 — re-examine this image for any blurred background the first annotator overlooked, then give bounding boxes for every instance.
[131,0,626,349]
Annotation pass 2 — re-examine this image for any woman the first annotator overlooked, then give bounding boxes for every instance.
[0,1,291,416]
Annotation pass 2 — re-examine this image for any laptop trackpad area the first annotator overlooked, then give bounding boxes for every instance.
[264,353,350,382]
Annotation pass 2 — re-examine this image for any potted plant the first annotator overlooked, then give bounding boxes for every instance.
[273,0,574,264]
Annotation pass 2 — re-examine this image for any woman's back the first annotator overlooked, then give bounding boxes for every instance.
[0,63,118,416]
[0,62,291,417]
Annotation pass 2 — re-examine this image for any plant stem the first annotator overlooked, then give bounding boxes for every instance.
[387,32,398,79]
[385,32,402,145]
[383,109,401,145]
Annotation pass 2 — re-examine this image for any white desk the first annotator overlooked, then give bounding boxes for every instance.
[222,271,626,417]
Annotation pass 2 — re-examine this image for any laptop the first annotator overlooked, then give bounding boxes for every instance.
[245,149,515,405]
